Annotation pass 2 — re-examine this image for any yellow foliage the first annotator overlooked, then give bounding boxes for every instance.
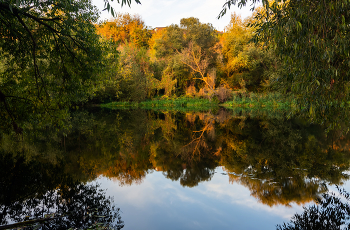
[95,13,150,48]
[148,28,167,60]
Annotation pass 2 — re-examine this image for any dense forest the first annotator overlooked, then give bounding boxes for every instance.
[1,0,350,133]
[93,11,278,101]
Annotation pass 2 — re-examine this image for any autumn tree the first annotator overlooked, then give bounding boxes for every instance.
[152,17,219,96]
[219,0,350,123]
[96,13,151,48]
[178,42,216,98]
[220,12,278,91]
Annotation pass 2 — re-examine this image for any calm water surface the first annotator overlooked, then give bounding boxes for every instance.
[1,108,350,229]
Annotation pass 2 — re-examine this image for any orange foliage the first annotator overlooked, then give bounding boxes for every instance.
[96,13,151,48]
[148,27,167,60]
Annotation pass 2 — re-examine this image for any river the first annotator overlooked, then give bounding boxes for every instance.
[1,108,349,229]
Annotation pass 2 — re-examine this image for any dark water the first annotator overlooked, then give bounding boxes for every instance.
[1,108,350,229]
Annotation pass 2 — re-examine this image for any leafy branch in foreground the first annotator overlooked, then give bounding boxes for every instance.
[277,186,350,230]
[102,0,141,17]
[219,0,350,127]
[0,0,103,133]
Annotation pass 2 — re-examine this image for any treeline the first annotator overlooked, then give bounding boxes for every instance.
[93,11,281,104]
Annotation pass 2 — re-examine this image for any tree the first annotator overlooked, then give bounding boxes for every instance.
[96,13,151,48]
[0,0,104,133]
[277,187,350,230]
[117,43,159,101]
[179,42,216,92]
[220,13,278,91]
[220,0,350,123]
[0,159,124,229]
[152,17,219,96]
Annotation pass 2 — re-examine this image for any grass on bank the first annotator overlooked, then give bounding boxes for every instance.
[101,97,220,112]
[101,93,296,113]
[222,92,295,111]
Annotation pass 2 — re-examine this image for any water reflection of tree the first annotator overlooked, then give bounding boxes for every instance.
[0,153,123,229]
[151,110,350,205]
[2,108,350,208]
[219,118,350,206]
[63,110,350,206]
[149,112,223,187]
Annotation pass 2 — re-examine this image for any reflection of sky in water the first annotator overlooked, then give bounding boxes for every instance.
[96,167,317,230]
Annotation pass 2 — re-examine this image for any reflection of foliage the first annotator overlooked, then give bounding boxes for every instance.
[277,187,350,230]
[0,153,123,229]
[148,112,220,187]
[65,109,154,186]
[220,118,350,206]
[2,108,350,208]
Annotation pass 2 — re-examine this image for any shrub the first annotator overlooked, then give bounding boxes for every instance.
[216,86,233,102]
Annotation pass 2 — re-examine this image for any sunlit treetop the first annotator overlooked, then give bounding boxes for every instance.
[96,13,151,48]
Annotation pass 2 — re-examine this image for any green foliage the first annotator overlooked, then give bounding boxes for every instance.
[255,0,350,122]
[101,97,219,112]
[151,17,219,96]
[221,0,350,123]
[117,43,159,101]
[88,38,122,104]
[221,13,280,91]
[179,17,218,56]
[277,187,350,230]
[223,92,295,112]
[0,0,104,133]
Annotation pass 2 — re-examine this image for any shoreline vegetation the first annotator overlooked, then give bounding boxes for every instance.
[101,92,296,113]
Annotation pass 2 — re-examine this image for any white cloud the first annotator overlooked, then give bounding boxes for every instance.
[97,167,307,226]
[199,180,304,220]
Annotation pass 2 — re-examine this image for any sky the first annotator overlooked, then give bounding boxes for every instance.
[97,167,309,230]
[92,0,255,31]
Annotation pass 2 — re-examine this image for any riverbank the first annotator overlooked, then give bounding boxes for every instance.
[101,97,219,112]
[101,93,295,112]
[223,92,295,110]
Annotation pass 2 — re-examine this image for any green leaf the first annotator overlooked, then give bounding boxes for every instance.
[111,7,115,17]
[297,21,302,30]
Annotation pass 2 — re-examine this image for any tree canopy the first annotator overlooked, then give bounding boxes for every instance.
[96,13,151,48]
[220,0,350,123]
[104,0,350,123]
[0,0,104,133]
[3,0,349,132]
